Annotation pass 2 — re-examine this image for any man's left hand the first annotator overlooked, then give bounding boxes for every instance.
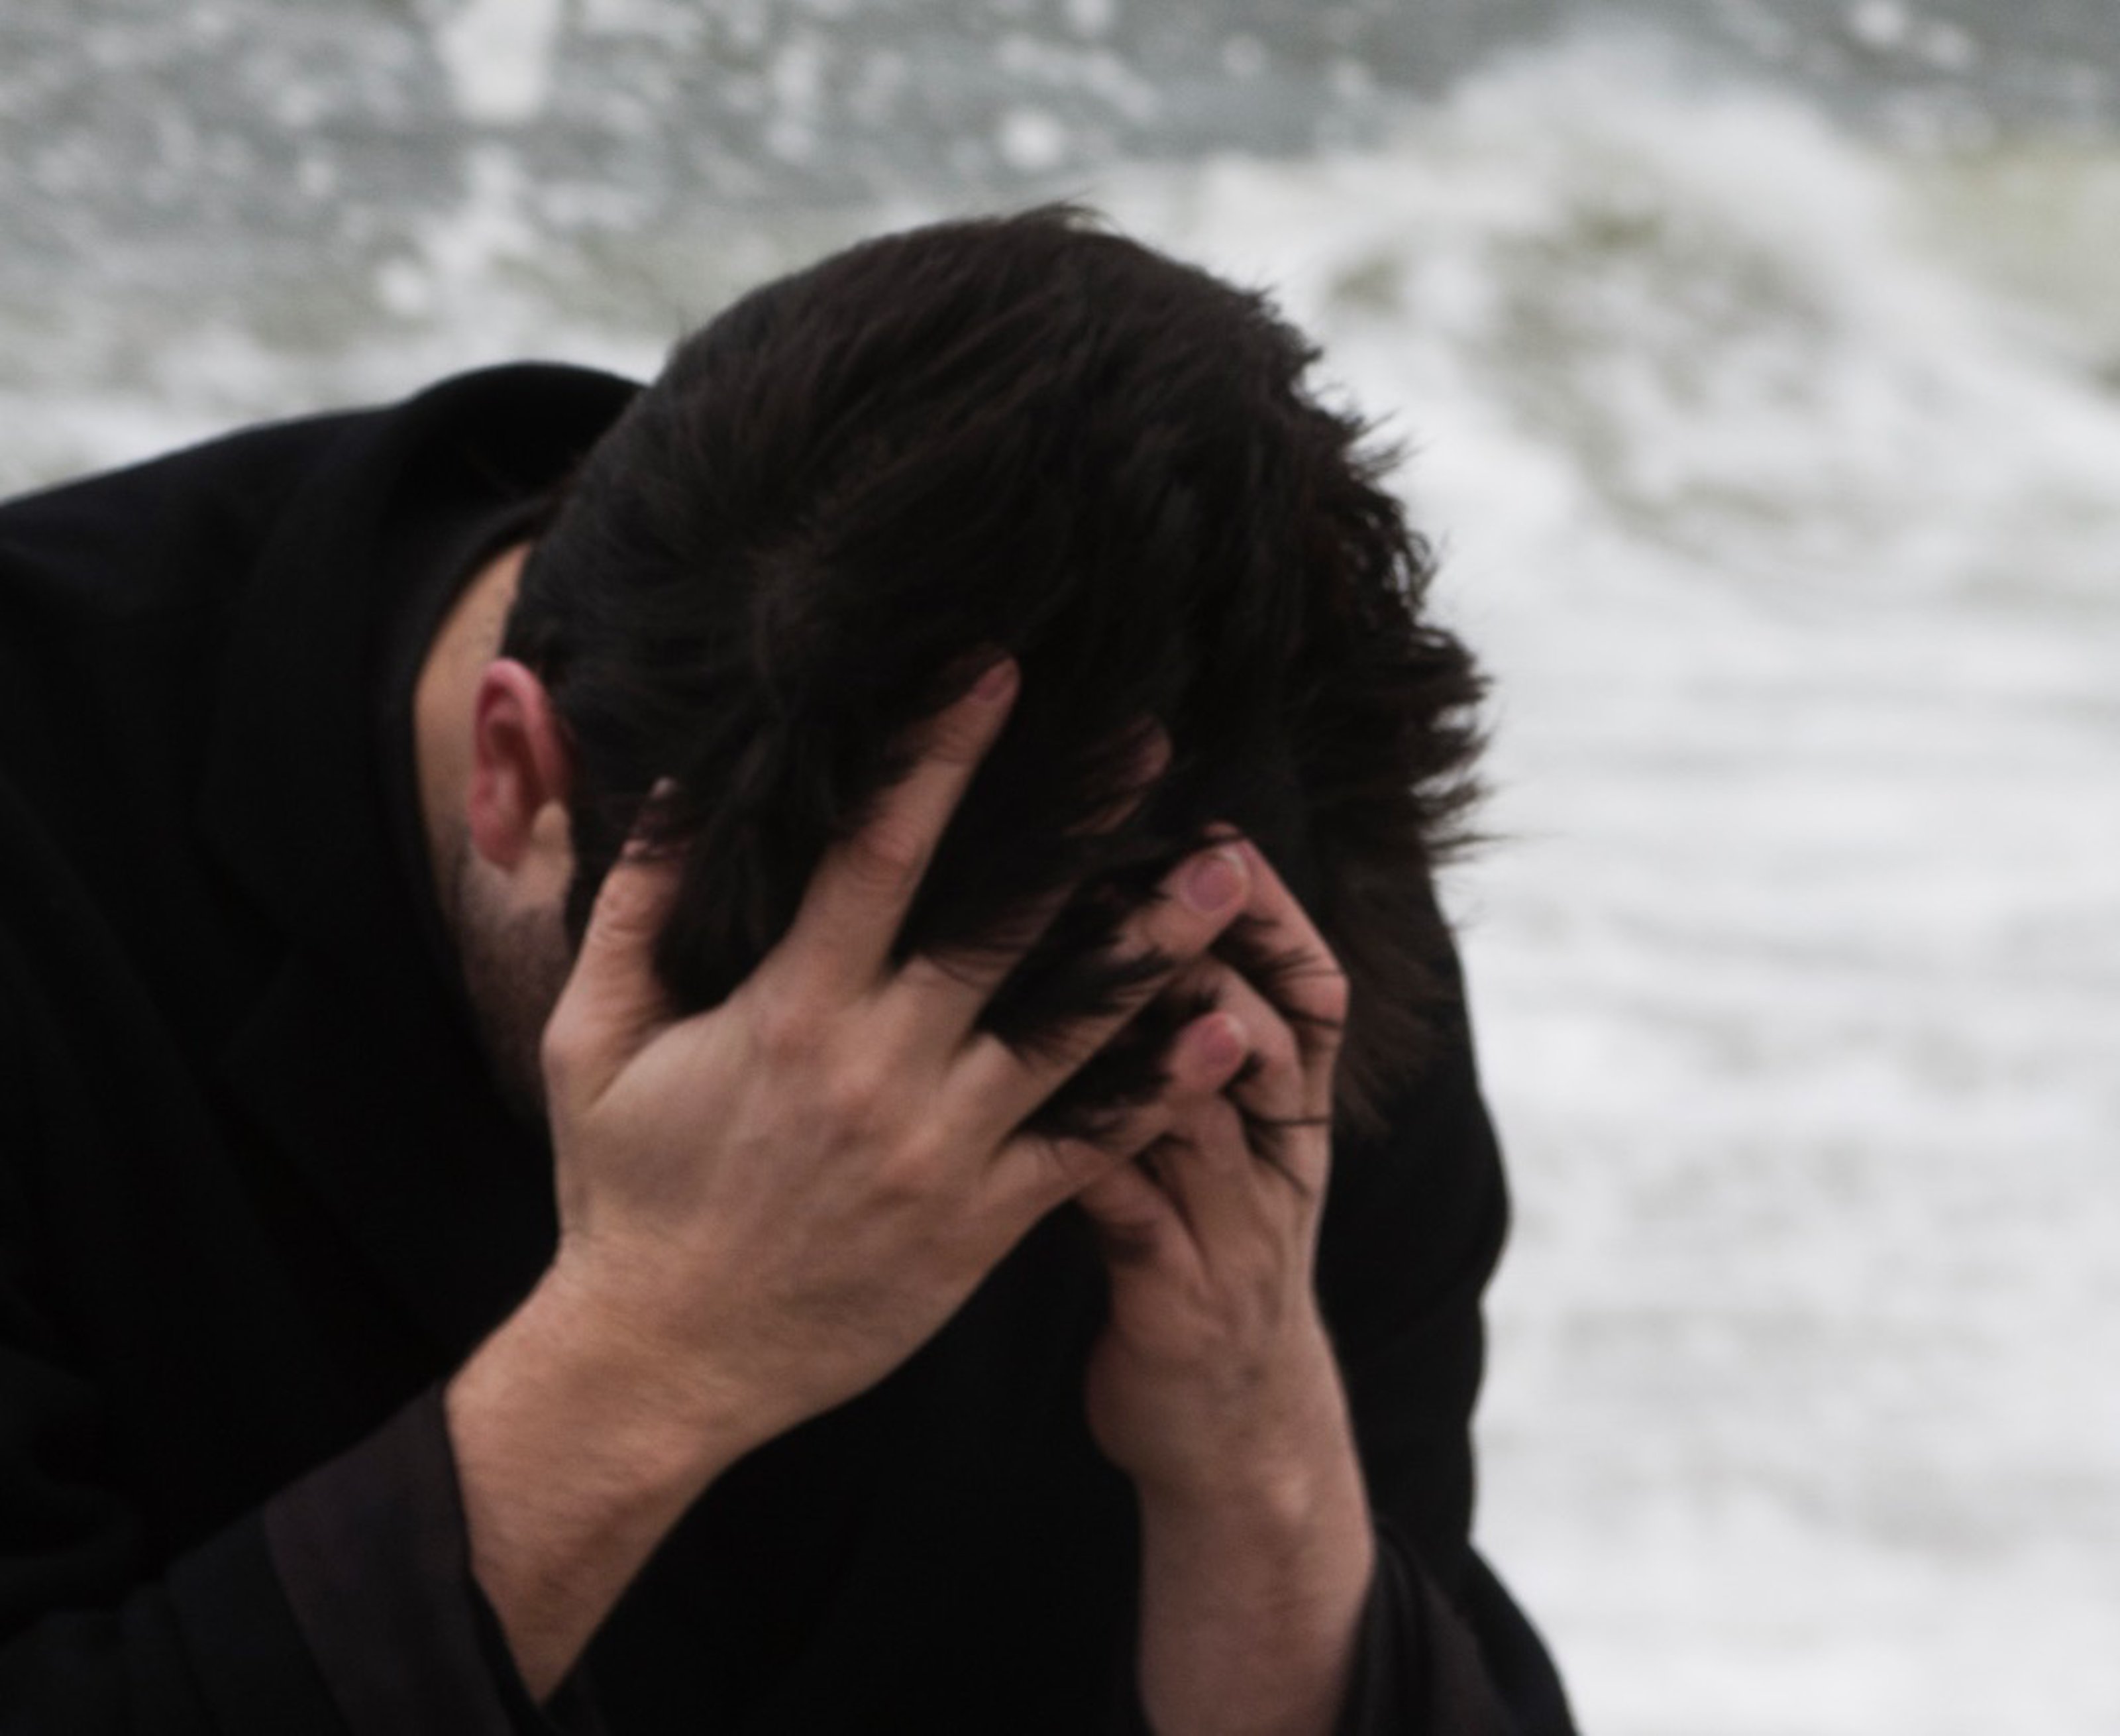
[1077,840,1376,1736]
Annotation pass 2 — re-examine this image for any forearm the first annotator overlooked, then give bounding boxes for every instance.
[443,1262,765,1702]
[1132,1421,1376,1736]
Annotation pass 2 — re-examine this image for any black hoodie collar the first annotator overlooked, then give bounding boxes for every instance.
[198,362,637,1357]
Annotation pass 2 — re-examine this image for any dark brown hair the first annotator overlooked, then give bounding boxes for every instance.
[505,208,1483,1140]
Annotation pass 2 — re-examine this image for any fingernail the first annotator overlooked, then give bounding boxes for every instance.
[974,657,1018,702]
[1196,1012,1247,1071]
[1181,845,1247,914]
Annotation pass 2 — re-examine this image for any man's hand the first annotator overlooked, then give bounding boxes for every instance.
[539,661,1251,1448]
[1077,840,1376,1736]
[448,661,1259,1700]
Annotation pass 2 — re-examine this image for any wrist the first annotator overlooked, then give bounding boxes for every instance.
[1123,1319,1357,1513]
[1131,1426,1375,1736]
[466,1255,774,1487]
[1134,1429,1372,1583]
[444,1261,774,1700]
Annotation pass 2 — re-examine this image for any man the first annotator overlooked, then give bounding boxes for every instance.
[0,211,1572,1732]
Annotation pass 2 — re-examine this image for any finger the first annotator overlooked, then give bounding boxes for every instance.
[1179,961,1307,1121]
[984,1007,1246,1221]
[1075,1011,1281,1275]
[1229,840,1350,1116]
[888,881,1075,1035]
[778,659,1018,998]
[888,724,1173,1032]
[1154,969,1330,1207]
[1160,984,1335,1250]
[1129,1015,1261,1246]
[1148,1092,1269,1258]
[951,840,1255,1132]
[1075,1158,1188,1270]
[543,838,684,1103]
[1165,1005,1255,1098]
[987,1089,1173,1221]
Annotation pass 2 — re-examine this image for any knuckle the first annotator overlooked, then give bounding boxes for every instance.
[822,1058,890,1129]
[1257,1020,1302,1077]
[898,950,980,1001]
[1037,1134,1104,1191]
[751,989,820,1065]
[924,704,992,767]
[1106,1097,1171,1153]
[899,1126,949,1181]
[873,1134,944,1203]
[1020,1132,1120,1211]
[1143,906,1212,959]
[845,819,927,892]
[1151,904,1233,965]
[1311,962,1352,1023]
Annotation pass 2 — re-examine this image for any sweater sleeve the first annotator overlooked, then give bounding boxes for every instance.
[0,1335,604,1735]
[263,1385,606,1736]
[0,1345,343,1733]
[1326,1529,1573,1736]
[0,911,600,1734]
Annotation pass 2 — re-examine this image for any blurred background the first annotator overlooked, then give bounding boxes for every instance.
[4,1,2117,1728]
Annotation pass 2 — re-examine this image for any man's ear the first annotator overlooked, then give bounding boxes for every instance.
[466,658,572,871]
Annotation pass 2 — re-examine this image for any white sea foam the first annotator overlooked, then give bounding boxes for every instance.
[4,25,2117,1732]
[434,0,566,125]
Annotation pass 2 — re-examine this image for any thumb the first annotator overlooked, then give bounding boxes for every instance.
[545,820,684,1102]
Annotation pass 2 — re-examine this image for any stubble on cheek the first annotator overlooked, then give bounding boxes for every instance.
[450,846,575,1128]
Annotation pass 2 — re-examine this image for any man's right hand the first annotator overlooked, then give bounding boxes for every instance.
[447,658,1257,1700]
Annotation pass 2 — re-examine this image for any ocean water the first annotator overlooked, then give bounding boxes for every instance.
[4,7,2117,1731]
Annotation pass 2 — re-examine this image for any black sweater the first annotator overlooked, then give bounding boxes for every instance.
[0,365,1573,1735]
